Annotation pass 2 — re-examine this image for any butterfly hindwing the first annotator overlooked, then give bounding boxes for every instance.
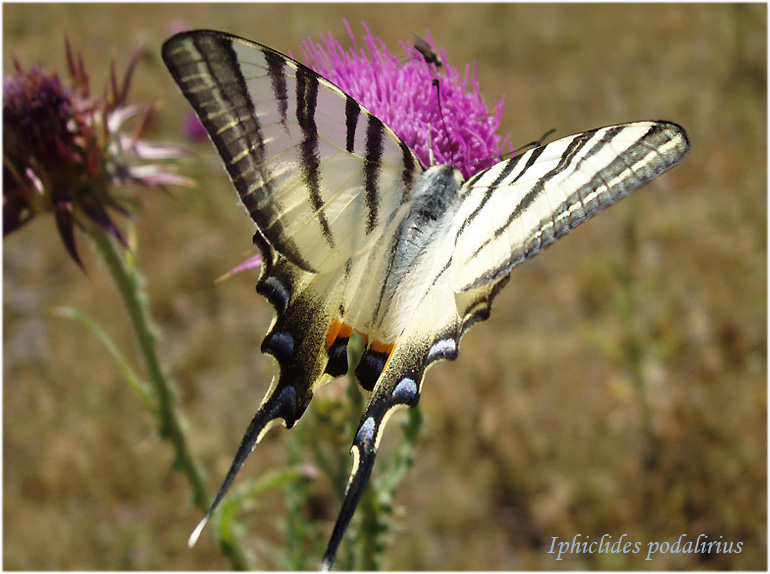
[451,121,690,292]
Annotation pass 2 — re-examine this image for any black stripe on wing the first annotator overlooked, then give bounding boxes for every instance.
[364,115,386,233]
[295,65,335,248]
[457,149,531,235]
[483,128,609,250]
[163,30,426,275]
[265,50,289,128]
[399,141,418,203]
[344,96,360,153]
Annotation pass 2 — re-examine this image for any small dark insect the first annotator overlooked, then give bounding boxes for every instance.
[410,33,443,68]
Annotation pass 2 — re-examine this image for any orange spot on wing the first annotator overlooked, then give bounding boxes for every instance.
[325,319,354,350]
[374,339,398,374]
[325,320,341,350]
[370,340,395,355]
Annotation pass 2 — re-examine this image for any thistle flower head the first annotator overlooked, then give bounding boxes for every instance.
[3,39,192,267]
[298,20,511,179]
[4,68,76,174]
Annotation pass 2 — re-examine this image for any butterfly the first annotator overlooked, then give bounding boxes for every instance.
[162,29,689,569]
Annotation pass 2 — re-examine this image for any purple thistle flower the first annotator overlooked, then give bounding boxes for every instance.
[3,67,78,239]
[298,20,511,179]
[3,39,193,268]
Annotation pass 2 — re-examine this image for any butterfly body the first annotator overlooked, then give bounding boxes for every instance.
[162,29,689,568]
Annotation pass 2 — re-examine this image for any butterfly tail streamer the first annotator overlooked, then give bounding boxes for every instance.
[188,383,305,547]
[321,432,376,571]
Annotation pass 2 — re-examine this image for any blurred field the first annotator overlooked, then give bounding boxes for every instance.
[3,3,766,570]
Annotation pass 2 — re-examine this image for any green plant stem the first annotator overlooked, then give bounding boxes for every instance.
[90,225,206,505]
[52,305,154,410]
[89,225,250,570]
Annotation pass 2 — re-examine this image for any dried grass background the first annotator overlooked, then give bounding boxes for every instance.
[3,3,766,570]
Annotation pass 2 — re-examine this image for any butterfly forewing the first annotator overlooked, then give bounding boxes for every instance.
[451,121,690,292]
[162,31,423,273]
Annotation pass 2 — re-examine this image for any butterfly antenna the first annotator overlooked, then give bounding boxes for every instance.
[462,127,558,172]
[433,79,456,165]
[510,127,557,157]
[188,385,301,547]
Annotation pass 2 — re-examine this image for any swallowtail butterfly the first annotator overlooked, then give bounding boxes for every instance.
[162,29,689,569]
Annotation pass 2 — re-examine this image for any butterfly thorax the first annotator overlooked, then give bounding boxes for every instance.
[389,165,463,280]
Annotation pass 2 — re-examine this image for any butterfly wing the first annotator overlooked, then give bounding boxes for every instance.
[451,121,690,292]
[163,30,422,274]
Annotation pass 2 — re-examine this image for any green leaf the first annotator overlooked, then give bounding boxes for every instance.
[51,306,155,411]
